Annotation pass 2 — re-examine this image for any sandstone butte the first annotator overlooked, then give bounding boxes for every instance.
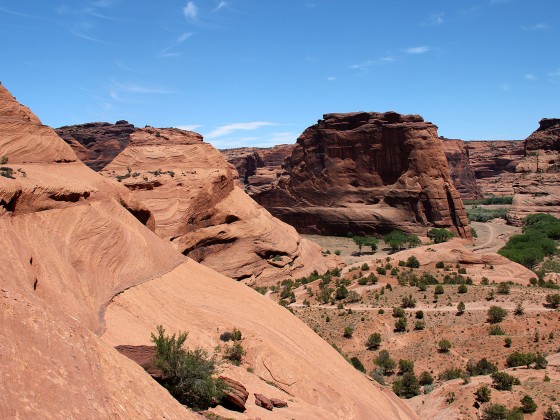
[57,123,330,284]
[508,118,560,225]
[248,112,471,239]
[441,139,483,200]
[0,82,418,419]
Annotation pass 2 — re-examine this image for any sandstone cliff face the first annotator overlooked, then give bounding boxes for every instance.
[251,112,471,238]
[58,123,329,283]
[442,139,483,199]
[0,83,418,419]
[56,121,135,171]
[509,118,560,225]
[466,140,524,197]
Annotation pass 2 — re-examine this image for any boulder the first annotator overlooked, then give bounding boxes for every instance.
[254,393,274,411]
[219,376,248,412]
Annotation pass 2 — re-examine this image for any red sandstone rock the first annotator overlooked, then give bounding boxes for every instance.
[442,139,483,199]
[251,112,471,238]
[254,393,274,410]
[466,140,524,197]
[219,376,249,412]
[509,118,560,225]
[270,398,288,408]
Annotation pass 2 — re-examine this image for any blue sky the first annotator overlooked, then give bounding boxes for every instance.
[1,0,558,148]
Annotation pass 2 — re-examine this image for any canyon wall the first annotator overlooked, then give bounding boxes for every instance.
[442,139,483,199]
[508,118,560,225]
[250,112,471,238]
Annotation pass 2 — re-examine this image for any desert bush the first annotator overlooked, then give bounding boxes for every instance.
[434,284,444,295]
[384,230,420,251]
[392,307,405,318]
[488,325,506,336]
[544,406,560,420]
[343,326,354,338]
[392,371,420,399]
[225,342,245,365]
[361,263,370,271]
[466,358,498,376]
[481,404,523,420]
[487,306,508,323]
[514,302,524,316]
[366,333,382,350]
[415,310,424,319]
[438,339,452,353]
[418,371,434,385]
[491,371,517,391]
[497,282,511,295]
[438,367,463,381]
[504,337,512,347]
[520,395,537,413]
[151,325,225,410]
[436,261,445,269]
[406,256,420,268]
[394,317,407,333]
[398,359,414,375]
[375,350,396,375]
[414,320,425,330]
[370,368,386,385]
[467,206,509,222]
[345,291,361,303]
[545,293,560,308]
[401,294,416,308]
[474,385,491,404]
[458,284,468,294]
[457,301,466,315]
[335,285,349,300]
[350,356,365,373]
[428,228,455,243]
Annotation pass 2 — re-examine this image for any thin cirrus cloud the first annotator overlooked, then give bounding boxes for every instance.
[213,1,227,12]
[205,122,276,139]
[110,80,176,94]
[159,32,192,58]
[184,1,198,19]
[522,23,549,31]
[422,13,445,26]
[524,74,537,81]
[404,46,431,54]
[177,124,203,132]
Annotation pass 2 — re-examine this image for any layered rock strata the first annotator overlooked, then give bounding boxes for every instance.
[509,118,560,225]
[442,139,483,199]
[251,112,471,238]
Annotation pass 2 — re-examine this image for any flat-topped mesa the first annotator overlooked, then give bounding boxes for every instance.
[509,118,560,225]
[251,111,471,238]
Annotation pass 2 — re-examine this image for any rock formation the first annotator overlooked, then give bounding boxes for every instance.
[509,118,560,225]
[250,112,471,238]
[0,83,418,418]
[442,139,483,199]
[466,140,524,197]
[56,121,136,171]
[56,122,329,284]
[99,127,330,283]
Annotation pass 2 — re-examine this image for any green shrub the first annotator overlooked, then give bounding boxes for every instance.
[415,310,424,319]
[482,404,523,420]
[475,385,491,403]
[497,282,511,295]
[491,371,517,391]
[458,284,468,294]
[225,342,245,365]
[438,339,452,353]
[151,325,225,410]
[467,206,509,222]
[392,307,405,318]
[406,256,420,268]
[466,358,498,376]
[394,317,407,333]
[398,359,414,375]
[434,284,444,295]
[435,261,445,269]
[545,293,560,308]
[487,306,508,323]
[414,320,425,330]
[544,406,560,420]
[457,301,466,315]
[375,350,396,375]
[366,333,382,350]
[383,230,420,251]
[520,395,537,413]
[392,371,420,399]
[361,263,370,271]
[438,367,463,381]
[428,228,455,244]
[350,356,365,373]
[343,326,354,338]
[418,371,434,386]
[488,325,506,336]
[401,294,416,308]
[504,337,512,347]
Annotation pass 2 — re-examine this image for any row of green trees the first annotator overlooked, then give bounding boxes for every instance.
[352,228,455,255]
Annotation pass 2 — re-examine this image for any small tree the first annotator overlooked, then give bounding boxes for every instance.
[458,284,468,294]
[335,285,349,300]
[434,284,444,295]
[514,302,524,316]
[398,359,414,375]
[415,310,424,319]
[438,339,452,353]
[343,326,354,338]
[418,371,434,386]
[475,385,491,403]
[394,317,407,333]
[457,301,466,315]
[504,337,512,348]
[406,256,420,268]
[350,356,366,373]
[482,404,522,420]
[496,282,511,295]
[545,293,560,309]
[352,236,367,255]
[491,371,516,391]
[428,228,455,244]
[375,350,396,375]
[544,406,560,420]
[487,306,508,323]
[520,395,537,413]
[366,333,382,350]
[225,342,245,365]
[392,371,420,399]
[392,306,406,318]
[401,294,417,308]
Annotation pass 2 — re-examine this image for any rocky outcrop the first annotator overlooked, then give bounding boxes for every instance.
[1,82,419,419]
[251,112,471,238]
[509,118,560,225]
[254,393,274,411]
[466,140,524,197]
[220,376,249,411]
[221,144,294,186]
[442,139,483,199]
[56,121,135,171]
[57,123,330,284]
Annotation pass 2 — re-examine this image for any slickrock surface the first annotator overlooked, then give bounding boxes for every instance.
[466,140,524,197]
[100,127,330,283]
[251,112,471,238]
[509,118,560,225]
[442,139,483,199]
[0,83,418,419]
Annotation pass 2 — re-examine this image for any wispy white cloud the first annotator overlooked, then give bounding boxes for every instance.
[110,80,176,94]
[177,32,192,43]
[350,56,395,72]
[184,1,198,19]
[177,124,203,132]
[549,69,560,81]
[423,13,445,26]
[525,74,537,81]
[213,1,227,12]
[205,122,276,139]
[522,23,550,31]
[158,32,193,58]
[404,46,431,54]
[327,76,336,81]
